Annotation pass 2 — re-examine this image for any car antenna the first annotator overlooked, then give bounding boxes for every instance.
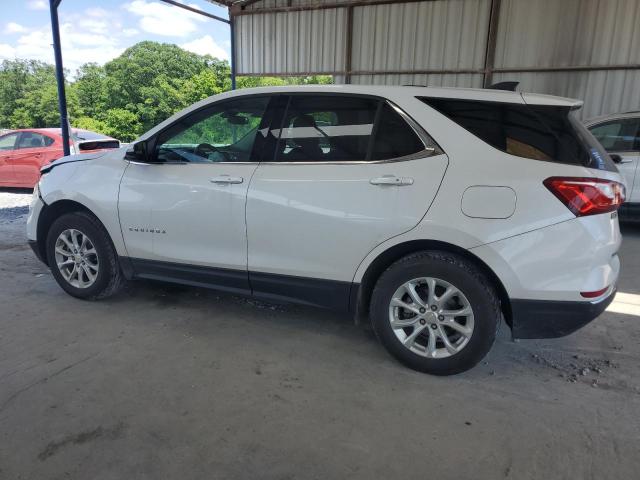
[487,81,519,91]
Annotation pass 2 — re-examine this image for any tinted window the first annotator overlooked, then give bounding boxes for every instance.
[420,98,616,171]
[0,133,19,151]
[154,96,270,163]
[370,103,425,160]
[275,95,378,162]
[589,119,640,152]
[17,132,51,149]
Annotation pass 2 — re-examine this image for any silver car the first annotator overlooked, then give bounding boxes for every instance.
[586,111,640,221]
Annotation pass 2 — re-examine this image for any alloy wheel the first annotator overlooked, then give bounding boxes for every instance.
[388,277,474,358]
[54,228,100,289]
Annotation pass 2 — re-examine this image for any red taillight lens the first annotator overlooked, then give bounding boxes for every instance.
[543,177,626,217]
[580,286,609,298]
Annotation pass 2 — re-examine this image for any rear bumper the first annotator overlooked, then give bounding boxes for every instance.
[510,287,616,339]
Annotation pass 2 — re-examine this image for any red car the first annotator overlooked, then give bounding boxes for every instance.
[0,128,120,188]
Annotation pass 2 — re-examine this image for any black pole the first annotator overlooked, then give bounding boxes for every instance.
[230,14,236,90]
[49,0,70,156]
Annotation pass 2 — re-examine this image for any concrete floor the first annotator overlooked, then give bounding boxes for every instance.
[1,189,639,479]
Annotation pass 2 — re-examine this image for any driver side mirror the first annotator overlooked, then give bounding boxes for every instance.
[610,154,622,164]
[124,140,150,163]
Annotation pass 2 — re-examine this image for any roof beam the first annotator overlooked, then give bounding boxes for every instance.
[160,0,230,23]
[231,0,442,15]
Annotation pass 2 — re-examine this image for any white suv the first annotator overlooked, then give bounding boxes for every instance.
[27,86,625,375]
[585,111,640,221]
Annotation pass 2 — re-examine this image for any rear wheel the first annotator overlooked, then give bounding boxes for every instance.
[370,251,500,375]
[46,212,124,300]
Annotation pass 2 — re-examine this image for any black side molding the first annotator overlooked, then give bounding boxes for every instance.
[129,257,250,295]
[123,257,354,311]
[510,289,616,339]
[250,271,353,311]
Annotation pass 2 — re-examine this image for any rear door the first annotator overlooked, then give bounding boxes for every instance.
[589,118,640,202]
[12,131,57,186]
[246,94,448,308]
[0,132,19,185]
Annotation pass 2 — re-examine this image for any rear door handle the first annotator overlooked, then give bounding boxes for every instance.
[370,175,414,186]
[210,175,243,184]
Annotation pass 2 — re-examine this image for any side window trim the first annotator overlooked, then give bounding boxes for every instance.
[385,100,443,158]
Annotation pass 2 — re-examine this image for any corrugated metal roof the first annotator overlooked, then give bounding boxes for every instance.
[232,0,640,117]
[494,0,640,68]
[236,7,347,74]
[351,0,490,71]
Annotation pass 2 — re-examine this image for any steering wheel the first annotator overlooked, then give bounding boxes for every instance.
[194,143,231,162]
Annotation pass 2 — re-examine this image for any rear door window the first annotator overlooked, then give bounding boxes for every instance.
[589,119,640,152]
[17,132,51,149]
[274,95,431,162]
[275,95,378,162]
[370,102,426,160]
[420,97,616,171]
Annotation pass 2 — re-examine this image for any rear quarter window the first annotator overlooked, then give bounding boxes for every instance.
[419,97,616,172]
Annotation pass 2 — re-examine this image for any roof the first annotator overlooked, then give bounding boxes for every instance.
[217,84,582,106]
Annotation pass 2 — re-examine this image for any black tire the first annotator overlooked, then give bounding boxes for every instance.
[46,211,124,300]
[370,250,500,375]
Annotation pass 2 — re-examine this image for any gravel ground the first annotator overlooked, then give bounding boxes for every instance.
[1,189,639,479]
[0,189,31,224]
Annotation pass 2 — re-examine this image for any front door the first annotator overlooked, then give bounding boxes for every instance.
[118,95,274,293]
[246,95,449,309]
[11,131,57,187]
[0,132,19,185]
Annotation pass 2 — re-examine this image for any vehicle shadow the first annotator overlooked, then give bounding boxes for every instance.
[620,221,640,237]
[0,187,33,194]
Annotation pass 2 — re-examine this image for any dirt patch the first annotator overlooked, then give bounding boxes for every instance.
[38,422,127,461]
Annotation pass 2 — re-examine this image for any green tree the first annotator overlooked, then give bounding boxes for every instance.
[9,66,81,128]
[103,42,212,111]
[73,63,108,119]
[182,69,224,105]
[101,108,142,143]
[0,42,333,139]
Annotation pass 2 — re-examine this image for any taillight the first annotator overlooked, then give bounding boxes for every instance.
[580,286,609,298]
[543,177,626,217]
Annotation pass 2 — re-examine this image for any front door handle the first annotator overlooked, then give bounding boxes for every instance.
[370,175,414,186]
[210,175,243,184]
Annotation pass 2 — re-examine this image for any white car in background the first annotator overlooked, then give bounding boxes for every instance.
[26,85,625,375]
[586,112,640,221]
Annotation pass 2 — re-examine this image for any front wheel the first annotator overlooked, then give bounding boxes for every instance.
[46,212,124,300]
[370,251,500,375]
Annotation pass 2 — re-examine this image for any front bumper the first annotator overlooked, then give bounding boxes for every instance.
[510,287,616,339]
[29,239,46,264]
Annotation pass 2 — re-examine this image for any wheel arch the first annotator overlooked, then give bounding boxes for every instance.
[353,240,513,328]
[36,199,103,266]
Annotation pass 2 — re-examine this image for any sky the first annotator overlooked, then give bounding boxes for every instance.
[0,0,231,74]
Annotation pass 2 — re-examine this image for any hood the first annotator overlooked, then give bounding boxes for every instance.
[40,150,112,174]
